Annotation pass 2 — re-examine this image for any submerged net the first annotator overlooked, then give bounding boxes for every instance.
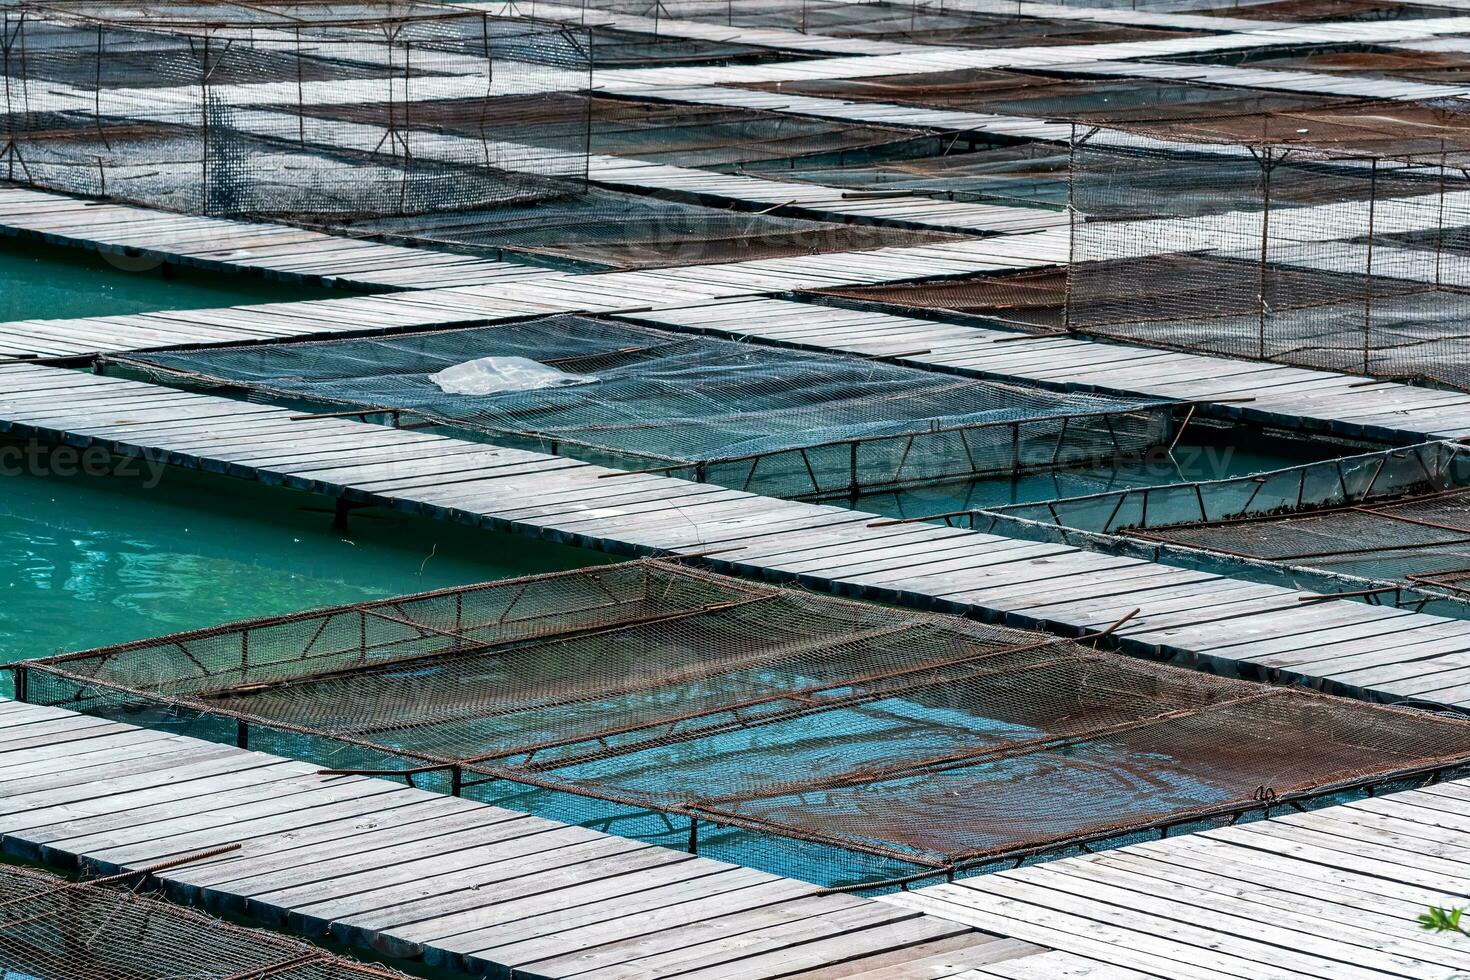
[0,863,411,980]
[19,559,1470,881]
[107,314,1176,500]
[0,1,591,216]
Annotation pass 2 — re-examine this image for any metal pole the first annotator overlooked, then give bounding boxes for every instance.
[1063,123,1077,334]
[1437,141,1446,289]
[200,35,210,214]
[2,12,12,181]
[295,26,305,145]
[1256,146,1272,360]
[1364,157,1378,376]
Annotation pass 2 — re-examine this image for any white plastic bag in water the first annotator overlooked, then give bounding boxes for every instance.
[429,356,597,396]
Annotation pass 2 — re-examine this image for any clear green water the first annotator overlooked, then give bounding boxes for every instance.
[0,237,337,322]
[0,442,607,672]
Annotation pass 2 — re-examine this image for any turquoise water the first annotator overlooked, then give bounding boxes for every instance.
[0,237,336,323]
[0,441,607,669]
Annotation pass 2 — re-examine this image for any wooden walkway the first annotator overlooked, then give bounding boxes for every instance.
[0,697,1044,979]
[0,234,1067,360]
[0,186,555,291]
[7,363,1470,713]
[891,775,1470,979]
[633,299,1470,443]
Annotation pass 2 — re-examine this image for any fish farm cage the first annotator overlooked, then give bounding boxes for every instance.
[1065,111,1470,390]
[569,0,1200,43]
[104,313,1180,500]
[948,440,1470,617]
[0,862,412,980]
[754,68,1349,125]
[0,0,592,217]
[544,0,912,34]
[16,559,1470,890]
[316,187,954,270]
[814,268,1071,330]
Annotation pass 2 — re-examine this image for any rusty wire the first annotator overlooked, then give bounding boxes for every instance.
[16,558,1470,880]
[0,862,412,980]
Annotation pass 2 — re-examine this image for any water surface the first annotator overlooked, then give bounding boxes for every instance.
[0,445,606,669]
[0,237,337,323]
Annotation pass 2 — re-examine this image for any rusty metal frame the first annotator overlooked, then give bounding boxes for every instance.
[16,557,1470,882]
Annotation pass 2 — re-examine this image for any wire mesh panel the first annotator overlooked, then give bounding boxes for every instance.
[106,314,1177,500]
[1131,487,1470,584]
[0,0,591,216]
[972,441,1470,611]
[0,863,413,980]
[815,269,1070,330]
[751,69,1345,123]
[18,559,1470,883]
[1066,115,1470,389]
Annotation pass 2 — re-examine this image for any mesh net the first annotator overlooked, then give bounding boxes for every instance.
[1132,488,1470,585]
[108,314,1176,499]
[313,187,956,270]
[1242,49,1470,85]
[975,441,1470,606]
[814,268,1069,331]
[1192,0,1453,19]
[1066,115,1470,389]
[747,69,1344,124]
[611,3,1199,45]
[779,144,1069,210]
[567,0,891,33]
[582,25,803,67]
[0,863,411,980]
[20,559,1470,880]
[301,92,934,170]
[0,1,590,217]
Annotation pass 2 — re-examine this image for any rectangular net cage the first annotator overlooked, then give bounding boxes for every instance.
[1065,107,1470,391]
[969,441,1470,614]
[534,0,1201,44]
[16,558,1470,888]
[104,314,1179,501]
[0,863,414,980]
[0,0,592,217]
[535,0,877,33]
[1123,485,1470,592]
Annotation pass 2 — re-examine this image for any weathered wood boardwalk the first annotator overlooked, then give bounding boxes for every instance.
[0,233,1067,360]
[6,363,1470,713]
[891,775,1470,979]
[0,186,557,291]
[0,697,1043,979]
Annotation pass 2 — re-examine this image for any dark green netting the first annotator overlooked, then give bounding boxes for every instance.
[109,314,1176,499]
